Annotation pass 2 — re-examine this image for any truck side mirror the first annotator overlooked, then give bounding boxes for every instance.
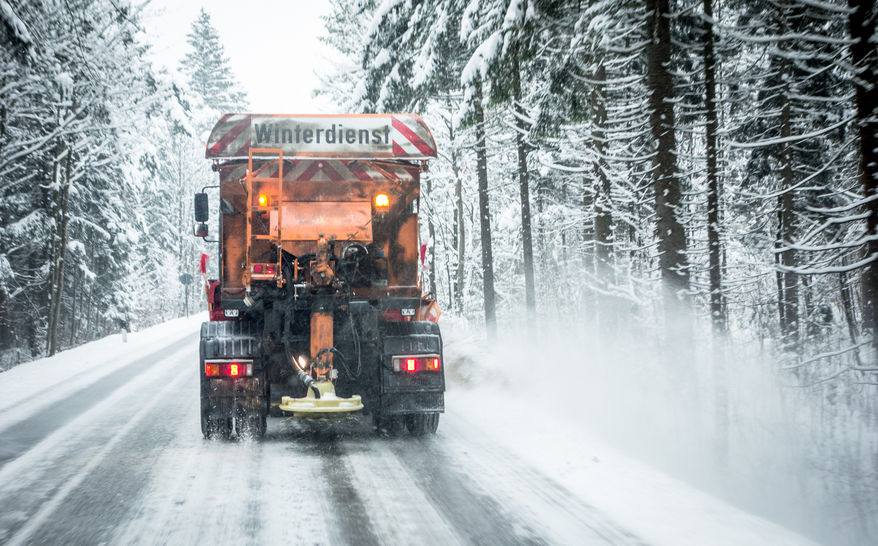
[194,193,209,222]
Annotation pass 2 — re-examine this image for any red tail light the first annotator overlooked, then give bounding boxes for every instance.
[205,360,253,377]
[392,355,441,373]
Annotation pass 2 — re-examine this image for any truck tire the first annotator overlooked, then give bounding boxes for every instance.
[375,414,406,436]
[202,414,232,440]
[404,413,439,435]
[235,413,267,440]
[426,412,440,434]
[405,413,428,436]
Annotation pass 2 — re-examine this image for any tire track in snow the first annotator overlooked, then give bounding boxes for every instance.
[303,429,382,546]
[0,342,197,543]
[115,414,335,545]
[3,347,194,546]
[387,436,547,546]
[0,333,192,466]
[23,367,195,545]
[0,326,198,418]
[342,434,461,545]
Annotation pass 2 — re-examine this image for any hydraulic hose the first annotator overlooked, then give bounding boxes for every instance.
[315,347,359,379]
[287,351,320,399]
[297,368,321,399]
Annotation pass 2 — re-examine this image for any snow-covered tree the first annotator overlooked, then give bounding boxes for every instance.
[179,8,248,119]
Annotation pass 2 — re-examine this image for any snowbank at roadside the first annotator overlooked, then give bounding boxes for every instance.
[441,315,817,546]
[450,389,815,546]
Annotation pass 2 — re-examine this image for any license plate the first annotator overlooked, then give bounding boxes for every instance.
[224,309,239,317]
[401,308,416,316]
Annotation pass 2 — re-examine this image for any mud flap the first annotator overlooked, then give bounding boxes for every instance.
[379,321,445,416]
[200,321,266,421]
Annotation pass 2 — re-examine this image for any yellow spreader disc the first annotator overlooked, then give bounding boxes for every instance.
[278,381,364,417]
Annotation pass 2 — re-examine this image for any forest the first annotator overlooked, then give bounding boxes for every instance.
[1,0,877,543]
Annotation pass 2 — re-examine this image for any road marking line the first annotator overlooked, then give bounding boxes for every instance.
[6,353,191,546]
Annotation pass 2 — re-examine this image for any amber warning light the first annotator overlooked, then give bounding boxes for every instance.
[257,193,269,207]
[375,193,390,208]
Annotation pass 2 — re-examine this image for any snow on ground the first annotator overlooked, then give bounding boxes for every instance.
[0,314,205,432]
[449,390,814,546]
[440,315,817,546]
[0,313,819,545]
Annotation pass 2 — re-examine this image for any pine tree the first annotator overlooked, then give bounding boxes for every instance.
[180,8,248,116]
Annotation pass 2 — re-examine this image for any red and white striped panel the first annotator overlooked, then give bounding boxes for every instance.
[206,114,252,158]
[206,114,436,160]
[220,160,416,184]
[391,115,436,157]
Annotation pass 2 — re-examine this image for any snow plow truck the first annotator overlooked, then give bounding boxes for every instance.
[193,114,444,440]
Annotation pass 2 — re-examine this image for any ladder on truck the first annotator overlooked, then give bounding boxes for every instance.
[244,148,285,289]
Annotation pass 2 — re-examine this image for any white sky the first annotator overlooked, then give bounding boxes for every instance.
[141,0,339,113]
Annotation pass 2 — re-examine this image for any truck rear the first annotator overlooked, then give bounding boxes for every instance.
[194,114,444,439]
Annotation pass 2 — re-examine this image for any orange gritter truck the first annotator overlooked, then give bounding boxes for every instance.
[193,113,444,439]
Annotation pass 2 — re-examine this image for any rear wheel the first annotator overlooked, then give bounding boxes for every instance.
[235,413,267,440]
[202,414,232,440]
[375,414,406,436]
[426,412,440,434]
[405,414,428,436]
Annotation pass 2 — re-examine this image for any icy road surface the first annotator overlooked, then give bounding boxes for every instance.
[0,315,815,545]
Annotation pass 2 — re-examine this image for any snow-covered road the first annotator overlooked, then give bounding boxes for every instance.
[0,315,816,545]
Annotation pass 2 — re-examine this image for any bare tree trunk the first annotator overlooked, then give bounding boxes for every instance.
[28,237,43,356]
[69,265,78,345]
[443,99,466,314]
[0,75,6,158]
[645,0,689,312]
[839,270,859,343]
[426,178,437,295]
[702,0,729,469]
[85,283,93,340]
[591,65,614,279]
[591,60,616,329]
[0,292,8,353]
[512,58,536,315]
[703,0,725,333]
[582,178,596,322]
[535,177,546,296]
[454,171,465,313]
[48,139,72,355]
[443,221,454,311]
[582,181,594,275]
[802,275,816,338]
[775,208,786,329]
[450,142,466,314]
[778,15,799,348]
[46,157,60,353]
[46,139,67,355]
[473,80,497,338]
[847,0,878,347]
